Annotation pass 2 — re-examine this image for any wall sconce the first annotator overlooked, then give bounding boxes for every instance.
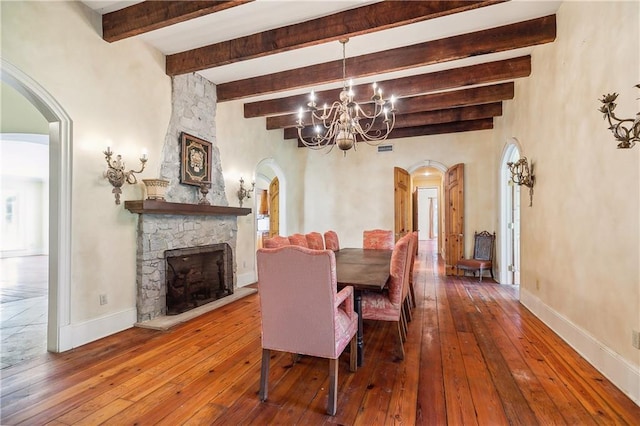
[237,177,254,207]
[598,84,639,149]
[507,157,535,207]
[103,146,147,205]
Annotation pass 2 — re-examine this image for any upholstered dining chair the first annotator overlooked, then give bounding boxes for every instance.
[363,229,395,250]
[288,233,309,247]
[257,246,358,416]
[305,232,325,250]
[407,231,418,309]
[361,235,410,359]
[455,231,496,282]
[324,230,340,252]
[263,235,290,248]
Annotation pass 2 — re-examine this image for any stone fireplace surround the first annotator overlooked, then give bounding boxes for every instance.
[126,201,250,323]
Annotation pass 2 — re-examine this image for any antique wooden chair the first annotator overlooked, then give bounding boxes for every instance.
[257,246,357,415]
[455,231,496,282]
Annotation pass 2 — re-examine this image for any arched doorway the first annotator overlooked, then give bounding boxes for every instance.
[500,139,522,286]
[408,160,447,255]
[253,158,287,247]
[1,59,73,352]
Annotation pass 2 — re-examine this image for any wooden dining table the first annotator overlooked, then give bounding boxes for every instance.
[335,248,392,366]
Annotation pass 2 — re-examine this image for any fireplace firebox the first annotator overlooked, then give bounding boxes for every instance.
[165,243,233,315]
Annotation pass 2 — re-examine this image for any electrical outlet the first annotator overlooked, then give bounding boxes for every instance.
[99,294,108,306]
[633,330,640,349]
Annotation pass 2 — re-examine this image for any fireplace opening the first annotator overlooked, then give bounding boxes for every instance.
[165,243,233,315]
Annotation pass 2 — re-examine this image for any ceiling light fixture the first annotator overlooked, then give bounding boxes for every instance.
[296,38,397,156]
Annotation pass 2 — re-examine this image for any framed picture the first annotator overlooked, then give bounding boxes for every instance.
[180,132,212,186]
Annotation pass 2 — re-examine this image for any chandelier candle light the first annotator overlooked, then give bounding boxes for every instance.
[598,84,639,149]
[103,146,148,205]
[296,38,397,156]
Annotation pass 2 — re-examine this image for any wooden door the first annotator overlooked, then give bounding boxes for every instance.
[394,167,410,241]
[268,177,279,237]
[444,163,464,275]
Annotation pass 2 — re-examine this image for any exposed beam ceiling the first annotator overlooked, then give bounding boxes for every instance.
[86,0,561,145]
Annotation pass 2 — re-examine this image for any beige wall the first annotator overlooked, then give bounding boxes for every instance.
[300,132,497,251]
[493,1,639,370]
[1,1,172,324]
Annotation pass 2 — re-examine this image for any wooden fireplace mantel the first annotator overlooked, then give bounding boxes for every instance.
[124,200,251,216]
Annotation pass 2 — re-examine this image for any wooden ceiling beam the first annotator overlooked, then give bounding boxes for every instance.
[102,1,253,43]
[246,56,530,118]
[284,103,502,139]
[293,118,494,147]
[268,82,514,130]
[218,15,554,101]
[166,0,502,75]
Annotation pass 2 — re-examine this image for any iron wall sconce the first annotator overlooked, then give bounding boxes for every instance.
[507,157,535,207]
[598,84,639,149]
[103,146,147,205]
[237,177,254,207]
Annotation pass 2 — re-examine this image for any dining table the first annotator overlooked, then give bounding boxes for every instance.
[335,248,392,366]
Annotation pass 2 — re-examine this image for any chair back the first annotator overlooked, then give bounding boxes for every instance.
[324,230,340,251]
[257,246,341,358]
[473,231,495,261]
[288,233,309,247]
[263,235,290,248]
[387,236,410,307]
[402,233,416,300]
[363,229,394,250]
[305,232,325,250]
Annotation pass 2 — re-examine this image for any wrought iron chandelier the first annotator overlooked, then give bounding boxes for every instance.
[296,38,397,155]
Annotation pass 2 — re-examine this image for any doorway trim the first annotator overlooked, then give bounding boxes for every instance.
[499,138,522,286]
[1,58,73,352]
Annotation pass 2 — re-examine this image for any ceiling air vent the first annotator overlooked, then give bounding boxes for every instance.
[377,144,393,153]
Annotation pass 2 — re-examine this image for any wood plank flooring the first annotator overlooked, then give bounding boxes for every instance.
[1,241,639,425]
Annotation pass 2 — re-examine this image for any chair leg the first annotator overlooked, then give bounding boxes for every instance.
[409,280,416,309]
[349,334,357,372]
[490,267,494,280]
[396,321,405,360]
[328,358,339,415]
[400,308,408,342]
[404,297,413,322]
[259,348,270,401]
[479,267,483,282]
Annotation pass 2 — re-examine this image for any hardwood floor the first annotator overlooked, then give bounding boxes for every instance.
[1,241,638,425]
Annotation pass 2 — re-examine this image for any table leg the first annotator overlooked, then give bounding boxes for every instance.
[355,290,364,367]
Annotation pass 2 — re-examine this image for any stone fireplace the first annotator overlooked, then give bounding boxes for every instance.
[126,201,250,323]
[165,243,233,315]
[124,72,252,323]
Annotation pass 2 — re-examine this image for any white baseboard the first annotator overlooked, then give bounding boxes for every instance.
[58,308,137,351]
[520,288,640,405]
[237,271,256,287]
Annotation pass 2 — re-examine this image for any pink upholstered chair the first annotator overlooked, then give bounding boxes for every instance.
[363,229,395,250]
[288,233,309,247]
[263,235,290,248]
[324,230,340,252]
[257,246,358,415]
[361,235,410,359]
[305,232,325,250]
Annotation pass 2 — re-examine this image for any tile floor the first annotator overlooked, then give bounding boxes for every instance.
[0,255,48,370]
